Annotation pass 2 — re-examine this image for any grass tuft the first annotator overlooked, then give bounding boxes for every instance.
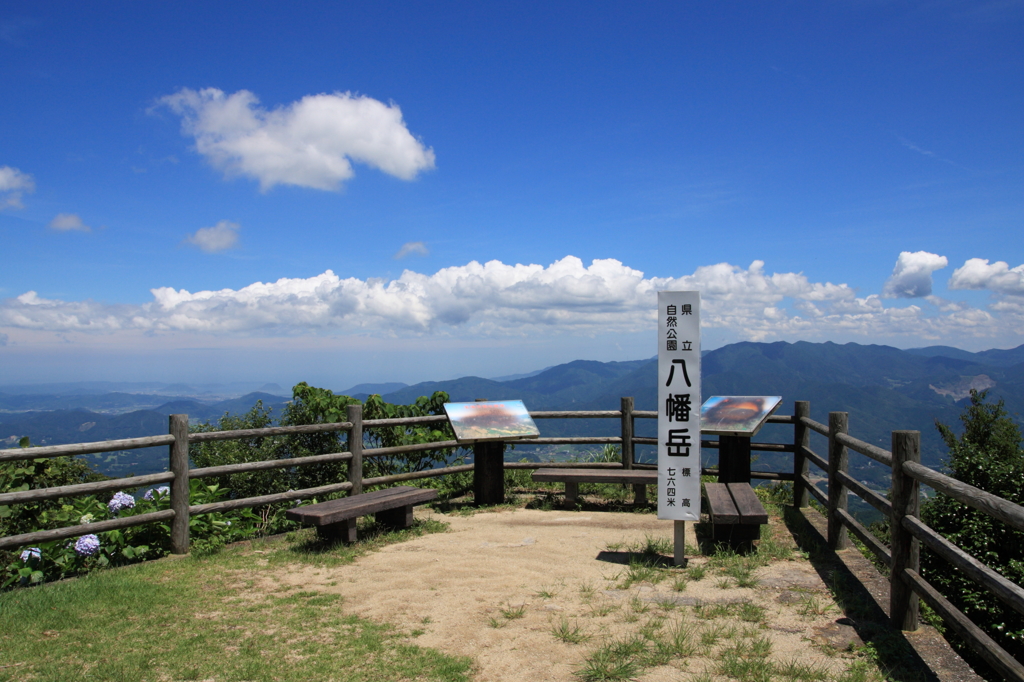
[551,617,590,644]
[499,602,527,620]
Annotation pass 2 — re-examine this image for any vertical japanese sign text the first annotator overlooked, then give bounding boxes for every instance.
[657,291,701,521]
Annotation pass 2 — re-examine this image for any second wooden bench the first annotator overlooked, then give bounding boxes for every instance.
[703,482,768,549]
[531,468,656,505]
[286,486,438,543]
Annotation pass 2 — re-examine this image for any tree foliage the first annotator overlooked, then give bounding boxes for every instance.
[187,385,466,527]
[282,382,463,479]
[0,446,107,541]
[920,389,1024,668]
[188,400,292,520]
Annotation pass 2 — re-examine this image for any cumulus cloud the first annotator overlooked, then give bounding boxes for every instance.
[949,258,1024,296]
[1,256,1020,346]
[184,220,240,253]
[0,165,35,209]
[157,88,435,191]
[48,213,91,232]
[394,241,429,259]
[882,251,948,298]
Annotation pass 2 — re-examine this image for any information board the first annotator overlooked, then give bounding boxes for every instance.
[443,400,540,443]
[657,291,701,522]
[700,396,782,437]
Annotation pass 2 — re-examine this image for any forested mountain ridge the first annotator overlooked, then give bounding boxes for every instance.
[379,341,1024,490]
[1,341,1021,491]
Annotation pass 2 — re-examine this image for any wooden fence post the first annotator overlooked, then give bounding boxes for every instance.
[621,396,646,504]
[827,411,850,550]
[890,430,921,631]
[169,414,190,555]
[793,401,810,508]
[347,404,363,496]
[621,396,634,470]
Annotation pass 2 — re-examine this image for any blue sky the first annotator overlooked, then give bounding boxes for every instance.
[1,1,1022,389]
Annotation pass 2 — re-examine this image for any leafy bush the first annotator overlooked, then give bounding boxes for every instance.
[2,386,472,591]
[283,383,465,479]
[1,480,257,590]
[0,451,108,539]
[920,390,1024,672]
[189,401,299,535]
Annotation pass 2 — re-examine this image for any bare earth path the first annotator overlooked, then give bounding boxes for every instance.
[247,508,873,681]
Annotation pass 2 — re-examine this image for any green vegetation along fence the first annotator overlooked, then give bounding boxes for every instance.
[1,397,1023,679]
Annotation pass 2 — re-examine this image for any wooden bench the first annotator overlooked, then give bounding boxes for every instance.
[286,486,438,543]
[703,482,768,549]
[531,468,656,505]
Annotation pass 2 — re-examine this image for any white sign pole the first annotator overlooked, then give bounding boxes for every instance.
[657,291,701,565]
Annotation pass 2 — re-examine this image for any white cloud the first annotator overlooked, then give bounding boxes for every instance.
[184,220,240,253]
[0,165,35,210]
[157,88,436,191]
[949,258,1024,296]
[1,256,1021,347]
[48,213,91,232]
[394,241,429,259]
[882,251,948,298]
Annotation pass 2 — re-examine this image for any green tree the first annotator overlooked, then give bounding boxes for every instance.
[920,389,1024,671]
[282,383,464,480]
[188,401,294,534]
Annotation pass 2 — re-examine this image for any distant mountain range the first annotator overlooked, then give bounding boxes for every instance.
[2,341,1021,505]
[372,341,1024,521]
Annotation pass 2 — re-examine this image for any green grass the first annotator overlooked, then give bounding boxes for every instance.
[499,601,527,620]
[578,646,639,682]
[578,580,597,603]
[0,528,470,682]
[551,617,591,644]
[617,559,666,589]
[687,563,708,581]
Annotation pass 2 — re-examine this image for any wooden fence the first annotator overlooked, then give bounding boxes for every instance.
[1,397,1022,679]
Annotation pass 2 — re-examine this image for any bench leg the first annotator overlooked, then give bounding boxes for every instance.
[376,505,415,530]
[710,523,761,553]
[564,481,579,505]
[633,484,647,505]
[318,518,357,543]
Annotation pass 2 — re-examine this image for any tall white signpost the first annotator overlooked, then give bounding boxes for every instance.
[657,291,701,566]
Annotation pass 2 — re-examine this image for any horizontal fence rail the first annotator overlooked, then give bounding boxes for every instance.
[3,395,1023,679]
[793,405,1024,681]
[189,421,353,442]
[0,434,176,462]
[902,460,1024,533]
[0,510,177,551]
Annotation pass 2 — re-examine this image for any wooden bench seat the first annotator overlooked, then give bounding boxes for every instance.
[704,482,768,549]
[531,468,656,505]
[286,486,438,543]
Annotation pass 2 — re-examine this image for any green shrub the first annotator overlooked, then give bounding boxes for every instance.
[1,480,257,589]
[920,390,1024,674]
[281,383,468,480]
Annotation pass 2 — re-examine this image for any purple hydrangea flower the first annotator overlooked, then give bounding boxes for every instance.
[74,534,100,557]
[143,486,170,501]
[108,491,136,515]
[20,547,41,563]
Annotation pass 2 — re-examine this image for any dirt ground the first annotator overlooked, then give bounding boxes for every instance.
[249,507,869,681]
